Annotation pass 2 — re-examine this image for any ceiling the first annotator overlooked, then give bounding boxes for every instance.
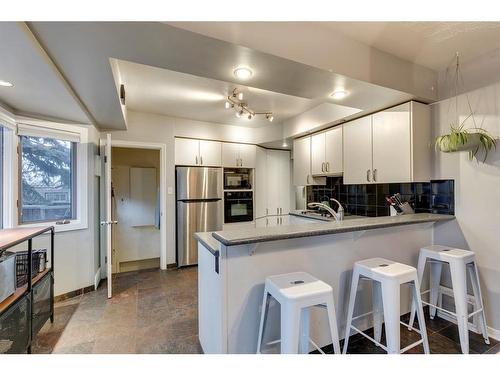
[0,22,91,124]
[117,59,334,128]
[3,22,497,132]
[319,22,500,71]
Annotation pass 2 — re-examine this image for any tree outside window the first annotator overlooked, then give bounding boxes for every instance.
[20,135,76,223]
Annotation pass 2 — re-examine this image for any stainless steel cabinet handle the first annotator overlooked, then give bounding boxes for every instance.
[195,156,198,165]
[373,168,377,182]
[277,207,279,215]
[321,162,324,172]
[326,162,330,172]
[200,156,203,165]
[306,175,310,184]
[367,169,371,182]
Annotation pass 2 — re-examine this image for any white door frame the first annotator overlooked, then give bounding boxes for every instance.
[110,139,168,270]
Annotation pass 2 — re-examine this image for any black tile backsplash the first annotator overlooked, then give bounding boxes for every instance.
[307,177,455,217]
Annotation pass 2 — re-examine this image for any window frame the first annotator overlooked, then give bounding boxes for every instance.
[15,118,88,233]
[0,112,16,229]
[18,136,78,225]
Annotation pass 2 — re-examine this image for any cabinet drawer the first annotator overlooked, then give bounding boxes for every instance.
[0,294,30,354]
[32,273,52,336]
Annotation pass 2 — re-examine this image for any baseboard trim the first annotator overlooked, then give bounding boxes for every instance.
[436,310,500,341]
[54,284,95,303]
[167,262,177,269]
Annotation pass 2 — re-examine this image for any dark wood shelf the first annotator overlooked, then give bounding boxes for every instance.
[0,269,51,314]
[0,226,53,252]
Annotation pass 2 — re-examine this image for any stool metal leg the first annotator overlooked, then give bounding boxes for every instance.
[449,261,469,354]
[429,260,443,319]
[299,308,310,354]
[412,279,430,354]
[256,288,270,354]
[325,295,341,354]
[342,269,360,354]
[381,280,400,354]
[468,263,490,344]
[372,280,384,344]
[281,304,301,354]
[409,254,427,329]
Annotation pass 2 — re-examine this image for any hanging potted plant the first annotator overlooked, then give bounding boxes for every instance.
[435,53,497,162]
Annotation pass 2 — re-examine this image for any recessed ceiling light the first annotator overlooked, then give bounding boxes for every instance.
[233,67,253,80]
[0,80,14,87]
[330,90,348,100]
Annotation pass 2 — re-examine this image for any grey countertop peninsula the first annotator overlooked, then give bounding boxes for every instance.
[210,213,454,247]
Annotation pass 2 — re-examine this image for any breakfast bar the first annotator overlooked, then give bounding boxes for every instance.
[195,213,454,354]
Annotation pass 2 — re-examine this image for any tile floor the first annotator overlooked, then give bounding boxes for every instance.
[32,267,500,354]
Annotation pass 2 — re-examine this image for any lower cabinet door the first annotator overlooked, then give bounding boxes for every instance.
[32,273,52,337]
[0,295,31,354]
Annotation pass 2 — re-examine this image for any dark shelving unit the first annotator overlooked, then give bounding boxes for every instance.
[0,226,54,354]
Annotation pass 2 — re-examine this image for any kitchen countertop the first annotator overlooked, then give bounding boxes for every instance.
[211,213,455,246]
[194,231,220,255]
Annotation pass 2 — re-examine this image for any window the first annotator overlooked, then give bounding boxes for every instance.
[19,135,76,223]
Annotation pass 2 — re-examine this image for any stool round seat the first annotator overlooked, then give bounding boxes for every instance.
[343,257,430,354]
[257,271,341,354]
[420,245,475,262]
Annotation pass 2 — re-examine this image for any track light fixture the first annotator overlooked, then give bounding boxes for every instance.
[224,88,273,122]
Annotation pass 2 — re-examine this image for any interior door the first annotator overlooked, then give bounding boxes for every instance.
[343,117,373,184]
[100,134,114,298]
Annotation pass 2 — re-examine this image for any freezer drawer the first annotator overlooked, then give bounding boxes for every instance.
[177,200,222,267]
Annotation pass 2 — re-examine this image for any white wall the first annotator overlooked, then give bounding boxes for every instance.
[106,110,283,265]
[431,81,500,332]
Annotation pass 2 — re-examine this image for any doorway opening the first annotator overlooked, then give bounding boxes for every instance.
[110,146,161,274]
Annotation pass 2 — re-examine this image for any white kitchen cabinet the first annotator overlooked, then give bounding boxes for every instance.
[255,148,291,218]
[255,147,268,219]
[325,126,343,175]
[311,133,326,175]
[266,149,290,216]
[175,138,200,166]
[311,127,343,176]
[293,137,311,186]
[343,116,373,184]
[175,138,222,166]
[222,143,256,168]
[343,101,431,184]
[199,140,222,167]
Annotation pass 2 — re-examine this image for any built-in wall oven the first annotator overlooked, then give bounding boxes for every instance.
[223,168,253,190]
[224,191,253,223]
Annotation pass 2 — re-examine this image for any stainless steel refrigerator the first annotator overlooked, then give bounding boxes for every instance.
[176,166,223,267]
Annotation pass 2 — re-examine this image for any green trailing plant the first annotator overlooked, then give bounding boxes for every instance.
[435,119,496,162]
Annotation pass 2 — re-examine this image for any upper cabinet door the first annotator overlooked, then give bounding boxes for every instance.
[175,138,200,166]
[372,103,411,183]
[311,133,326,175]
[239,144,256,168]
[222,143,241,167]
[343,117,373,184]
[325,127,343,175]
[293,137,311,186]
[199,140,222,167]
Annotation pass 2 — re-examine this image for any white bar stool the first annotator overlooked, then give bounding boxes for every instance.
[343,258,430,354]
[256,271,341,354]
[408,245,489,354]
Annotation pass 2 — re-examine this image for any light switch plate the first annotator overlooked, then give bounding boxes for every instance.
[167,186,173,195]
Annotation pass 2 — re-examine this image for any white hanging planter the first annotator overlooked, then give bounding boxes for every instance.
[437,133,482,153]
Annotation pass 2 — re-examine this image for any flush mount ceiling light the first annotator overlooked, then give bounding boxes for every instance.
[225,88,273,122]
[233,67,253,80]
[0,80,14,87]
[330,89,348,100]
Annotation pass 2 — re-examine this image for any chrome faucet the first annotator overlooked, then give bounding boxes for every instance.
[307,198,344,221]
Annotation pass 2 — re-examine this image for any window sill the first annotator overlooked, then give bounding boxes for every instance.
[18,220,88,233]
